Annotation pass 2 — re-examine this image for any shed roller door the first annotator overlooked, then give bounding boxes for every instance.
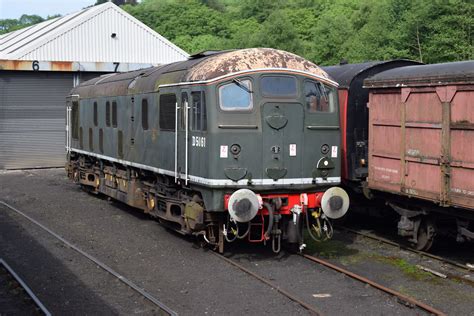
[0,71,73,169]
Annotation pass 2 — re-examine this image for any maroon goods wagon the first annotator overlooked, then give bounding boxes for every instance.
[364,61,474,250]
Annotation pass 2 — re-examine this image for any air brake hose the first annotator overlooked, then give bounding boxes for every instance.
[263,202,274,239]
[305,206,334,241]
[236,223,251,239]
[305,205,321,242]
[224,223,238,243]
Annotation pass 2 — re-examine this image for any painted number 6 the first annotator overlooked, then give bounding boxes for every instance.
[32,60,39,71]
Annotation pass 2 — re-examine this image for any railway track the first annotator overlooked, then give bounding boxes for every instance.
[0,200,177,316]
[0,259,51,316]
[338,226,474,273]
[212,252,323,315]
[213,248,445,316]
[300,253,446,316]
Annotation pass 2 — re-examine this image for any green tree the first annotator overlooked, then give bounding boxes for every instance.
[252,10,302,54]
[344,0,408,62]
[0,14,47,34]
[307,0,355,65]
[397,0,473,63]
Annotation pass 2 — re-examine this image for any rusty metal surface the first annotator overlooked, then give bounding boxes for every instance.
[71,48,334,99]
[185,48,330,82]
[368,67,474,210]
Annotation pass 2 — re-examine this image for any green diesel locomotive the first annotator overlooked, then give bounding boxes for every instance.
[66,48,349,252]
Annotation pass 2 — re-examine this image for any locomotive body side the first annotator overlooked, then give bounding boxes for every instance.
[66,48,349,252]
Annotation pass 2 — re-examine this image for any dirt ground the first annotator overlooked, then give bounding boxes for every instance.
[0,168,471,315]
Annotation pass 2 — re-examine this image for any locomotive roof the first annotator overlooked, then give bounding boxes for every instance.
[323,60,421,88]
[71,48,335,98]
[364,60,474,88]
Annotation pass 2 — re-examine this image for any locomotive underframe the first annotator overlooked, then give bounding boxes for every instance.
[66,152,330,253]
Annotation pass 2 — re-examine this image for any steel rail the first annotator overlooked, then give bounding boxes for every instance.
[212,252,322,316]
[301,253,446,316]
[0,200,177,316]
[339,226,473,272]
[0,258,52,316]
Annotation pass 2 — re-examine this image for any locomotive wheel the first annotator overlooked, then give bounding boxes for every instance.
[414,218,436,251]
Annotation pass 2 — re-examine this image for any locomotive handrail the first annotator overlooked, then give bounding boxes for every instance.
[174,101,178,183]
[307,125,339,130]
[185,100,189,185]
[218,124,258,129]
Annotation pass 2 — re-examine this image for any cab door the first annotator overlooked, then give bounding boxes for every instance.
[175,89,190,184]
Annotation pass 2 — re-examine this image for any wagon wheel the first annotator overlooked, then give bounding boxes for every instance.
[414,218,436,251]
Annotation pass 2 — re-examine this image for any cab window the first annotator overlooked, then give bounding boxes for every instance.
[261,76,297,97]
[304,81,335,113]
[191,91,206,131]
[219,79,253,111]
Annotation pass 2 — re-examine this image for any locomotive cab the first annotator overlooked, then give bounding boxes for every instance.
[206,73,342,190]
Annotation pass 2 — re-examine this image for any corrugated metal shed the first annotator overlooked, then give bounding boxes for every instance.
[0,2,189,169]
[0,2,189,65]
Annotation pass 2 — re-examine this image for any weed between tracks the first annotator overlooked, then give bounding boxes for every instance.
[375,257,433,282]
[304,233,437,283]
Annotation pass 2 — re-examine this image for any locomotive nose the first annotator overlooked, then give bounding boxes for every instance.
[228,189,260,222]
[321,187,349,219]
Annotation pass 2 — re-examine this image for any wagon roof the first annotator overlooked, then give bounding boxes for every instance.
[364,60,474,88]
[71,48,333,98]
[323,60,421,89]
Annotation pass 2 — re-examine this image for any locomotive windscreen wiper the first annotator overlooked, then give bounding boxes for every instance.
[318,82,328,102]
[233,78,253,93]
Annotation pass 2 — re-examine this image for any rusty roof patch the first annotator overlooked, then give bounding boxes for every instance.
[72,48,334,98]
[184,48,330,82]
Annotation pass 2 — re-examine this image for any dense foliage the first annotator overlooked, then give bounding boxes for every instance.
[122,0,472,65]
[1,0,472,65]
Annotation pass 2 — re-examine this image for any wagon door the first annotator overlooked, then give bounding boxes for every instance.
[262,103,304,182]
